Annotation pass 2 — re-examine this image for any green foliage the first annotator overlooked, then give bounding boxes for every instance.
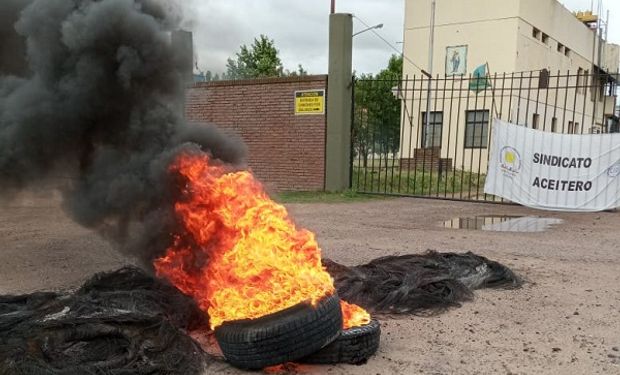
[286,64,308,77]
[352,167,486,197]
[225,35,284,79]
[353,55,403,167]
[225,35,308,79]
[274,190,384,204]
[200,70,220,82]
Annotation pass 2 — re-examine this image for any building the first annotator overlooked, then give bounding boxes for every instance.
[399,0,620,173]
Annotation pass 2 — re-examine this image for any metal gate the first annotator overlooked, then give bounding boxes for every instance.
[351,70,618,202]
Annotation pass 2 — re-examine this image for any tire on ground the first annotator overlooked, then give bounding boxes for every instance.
[214,294,343,369]
[300,319,381,365]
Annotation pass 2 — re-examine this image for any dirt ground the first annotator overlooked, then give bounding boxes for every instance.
[1,191,619,375]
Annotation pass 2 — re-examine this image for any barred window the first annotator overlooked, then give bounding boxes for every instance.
[532,113,540,130]
[465,110,489,148]
[421,111,443,148]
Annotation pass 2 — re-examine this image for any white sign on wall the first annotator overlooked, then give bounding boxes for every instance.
[484,119,620,212]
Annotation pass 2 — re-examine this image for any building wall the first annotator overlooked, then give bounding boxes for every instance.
[403,0,617,76]
[400,0,619,174]
[403,0,521,76]
[185,75,327,192]
[402,0,521,174]
[603,44,620,75]
[517,0,598,71]
[515,18,583,73]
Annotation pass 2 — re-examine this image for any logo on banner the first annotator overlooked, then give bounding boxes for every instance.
[499,147,521,177]
[607,162,620,178]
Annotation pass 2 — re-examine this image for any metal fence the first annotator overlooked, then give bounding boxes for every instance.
[351,70,619,202]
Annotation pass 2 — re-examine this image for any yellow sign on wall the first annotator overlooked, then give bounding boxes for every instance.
[294,89,325,115]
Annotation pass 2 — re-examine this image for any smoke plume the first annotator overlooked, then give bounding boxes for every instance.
[0,0,32,75]
[0,0,246,265]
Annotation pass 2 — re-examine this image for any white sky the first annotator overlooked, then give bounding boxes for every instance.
[185,0,620,76]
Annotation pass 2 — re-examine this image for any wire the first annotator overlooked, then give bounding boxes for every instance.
[353,15,429,77]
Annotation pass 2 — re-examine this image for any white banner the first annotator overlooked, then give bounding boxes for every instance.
[484,119,620,212]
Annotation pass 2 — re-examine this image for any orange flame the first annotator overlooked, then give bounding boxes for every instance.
[154,153,369,330]
[340,300,371,329]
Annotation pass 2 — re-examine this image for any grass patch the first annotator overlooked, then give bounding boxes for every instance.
[352,168,486,197]
[274,190,385,204]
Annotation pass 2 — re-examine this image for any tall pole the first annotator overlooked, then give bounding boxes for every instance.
[428,0,436,78]
[424,0,436,148]
[325,13,353,191]
[331,0,335,14]
[597,0,603,70]
[605,10,609,42]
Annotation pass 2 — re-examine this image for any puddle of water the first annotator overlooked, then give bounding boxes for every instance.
[442,216,564,232]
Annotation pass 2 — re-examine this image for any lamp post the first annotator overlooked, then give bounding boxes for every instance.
[352,23,383,37]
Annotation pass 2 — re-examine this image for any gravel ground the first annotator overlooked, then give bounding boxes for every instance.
[1,191,619,374]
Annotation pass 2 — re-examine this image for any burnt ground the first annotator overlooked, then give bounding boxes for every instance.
[1,191,619,374]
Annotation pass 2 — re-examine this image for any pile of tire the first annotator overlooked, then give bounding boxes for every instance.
[214,294,380,369]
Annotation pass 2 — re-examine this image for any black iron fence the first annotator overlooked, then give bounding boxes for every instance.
[351,70,619,202]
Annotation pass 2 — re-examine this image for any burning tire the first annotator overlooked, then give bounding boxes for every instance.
[301,319,381,365]
[214,294,342,369]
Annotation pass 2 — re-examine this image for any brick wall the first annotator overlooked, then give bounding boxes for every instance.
[401,147,453,172]
[185,75,327,192]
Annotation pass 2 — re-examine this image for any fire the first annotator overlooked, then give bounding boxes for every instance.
[154,153,369,330]
[340,300,371,329]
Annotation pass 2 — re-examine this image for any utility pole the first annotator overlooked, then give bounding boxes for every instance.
[428,0,436,80]
[331,0,335,14]
[596,0,603,70]
[325,13,353,191]
[424,0,436,148]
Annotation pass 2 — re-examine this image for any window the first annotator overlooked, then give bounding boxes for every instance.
[465,110,489,148]
[568,122,581,134]
[421,111,443,148]
[538,69,550,89]
[542,33,549,44]
[532,27,541,40]
[564,47,571,57]
[532,114,540,129]
[577,68,584,94]
[551,117,558,132]
[590,72,604,102]
[557,43,564,53]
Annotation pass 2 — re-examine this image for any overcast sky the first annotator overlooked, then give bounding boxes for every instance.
[186,0,620,76]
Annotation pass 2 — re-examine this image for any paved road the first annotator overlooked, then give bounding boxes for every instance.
[1,191,619,374]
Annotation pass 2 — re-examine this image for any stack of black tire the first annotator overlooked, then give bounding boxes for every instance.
[214,294,381,369]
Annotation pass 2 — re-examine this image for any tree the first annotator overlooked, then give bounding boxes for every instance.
[353,55,403,167]
[225,35,284,79]
[192,68,222,82]
[203,71,221,82]
[286,64,308,77]
[374,55,403,158]
[353,73,374,168]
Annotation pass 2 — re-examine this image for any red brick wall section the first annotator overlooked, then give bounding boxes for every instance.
[185,75,327,192]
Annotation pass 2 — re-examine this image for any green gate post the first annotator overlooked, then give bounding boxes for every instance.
[325,13,353,192]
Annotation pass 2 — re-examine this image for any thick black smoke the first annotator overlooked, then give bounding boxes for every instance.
[0,0,246,264]
[0,0,32,75]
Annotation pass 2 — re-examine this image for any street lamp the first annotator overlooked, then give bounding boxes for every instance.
[352,23,383,37]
